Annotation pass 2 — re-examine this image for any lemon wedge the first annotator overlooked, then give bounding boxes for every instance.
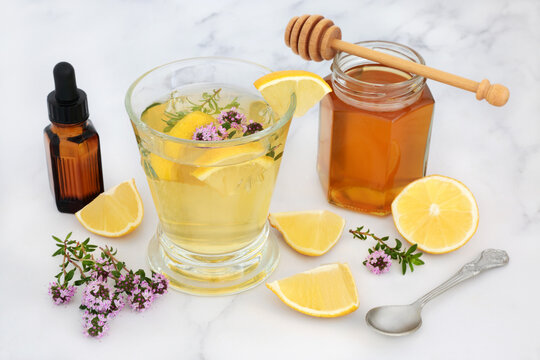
[269,210,345,256]
[392,175,479,254]
[192,153,274,195]
[267,263,359,317]
[75,179,143,237]
[254,70,331,117]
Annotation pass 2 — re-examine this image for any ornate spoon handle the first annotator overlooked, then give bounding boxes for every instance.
[415,249,509,307]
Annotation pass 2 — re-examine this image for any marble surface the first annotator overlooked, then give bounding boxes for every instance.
[1,0,539,358]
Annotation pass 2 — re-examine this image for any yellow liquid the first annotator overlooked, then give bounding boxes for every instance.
[139,86,289,255]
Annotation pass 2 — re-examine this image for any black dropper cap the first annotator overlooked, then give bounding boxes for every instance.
[47,62,89,124]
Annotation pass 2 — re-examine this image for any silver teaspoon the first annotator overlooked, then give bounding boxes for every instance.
[365,249,509,336]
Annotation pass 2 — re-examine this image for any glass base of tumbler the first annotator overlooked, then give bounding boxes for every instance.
[147,222,279,296]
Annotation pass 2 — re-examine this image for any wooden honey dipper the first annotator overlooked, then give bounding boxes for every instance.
[285,15,509,107]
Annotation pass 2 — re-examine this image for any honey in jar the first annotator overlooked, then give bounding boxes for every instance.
[318,41,435,215]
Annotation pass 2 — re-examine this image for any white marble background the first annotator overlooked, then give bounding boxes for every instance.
[1,0,539,359]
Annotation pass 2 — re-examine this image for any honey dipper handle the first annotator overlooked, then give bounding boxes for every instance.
[332,39,509,106]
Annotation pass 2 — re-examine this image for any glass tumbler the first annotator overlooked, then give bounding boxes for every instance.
[125,57,296,295]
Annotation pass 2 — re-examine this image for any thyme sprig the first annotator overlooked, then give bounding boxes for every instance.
[52,232,153,286]
[349,227,425,275]
[50,233,169,338]
[161,88,240,132]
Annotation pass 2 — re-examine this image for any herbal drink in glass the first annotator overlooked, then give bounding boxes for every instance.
[125,58,296,295]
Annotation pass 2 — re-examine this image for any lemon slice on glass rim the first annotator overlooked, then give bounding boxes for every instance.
[254,70,331,117]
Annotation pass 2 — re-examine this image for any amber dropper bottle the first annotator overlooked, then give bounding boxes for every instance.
[44,62,104,213]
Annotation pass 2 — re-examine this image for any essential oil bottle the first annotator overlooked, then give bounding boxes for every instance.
[44,62,104,213]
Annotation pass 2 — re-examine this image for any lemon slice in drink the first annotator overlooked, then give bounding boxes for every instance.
[140,102,168,132]
[269,210,345,256]
[192,144,272,194]
[147,111,216,181]
[254,70,331,117]
[167,111,215,140]
[75,179,143,237]
[267,263,359,317]
[392,175,479,254]
[164,110,216,157]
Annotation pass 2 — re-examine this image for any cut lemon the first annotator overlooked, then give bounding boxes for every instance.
[147,111,216,180]
[75,179,144,237]
[254,70,331,117]
[193,142,266,167]
[149,153,177,181]
[168,111,215,140]
[391,175,479,254]
[269,210,345,256]
[140,102,168,132]
[192,146,273,194]
[267,263,359,317]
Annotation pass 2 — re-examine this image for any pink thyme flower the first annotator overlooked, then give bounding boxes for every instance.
[217,107,247,126]
[49,282,76,305]
[129,280,155,312]
[365,250,392,275]
[150,273,169,296]
[243,120,264,136]
[115,272,140,294]
[107,292,125,318]
[82,310,110,338]
[192,124,224,141]
[217,108,249,134]
[81,280,113,313]
[91,257,115,282]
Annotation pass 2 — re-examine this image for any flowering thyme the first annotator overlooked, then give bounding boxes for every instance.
[349,227,425,275]
[82,311,110,339]
[50,233,169,338]
[49,282,76,305]
[244,120,264,136]
[365,250,392,275]
[161,88,240,132]
[191,107,265,141]
[217,107,247,127]
[192,123,226,141]
[151,273,169,296]
[129,280,155,312]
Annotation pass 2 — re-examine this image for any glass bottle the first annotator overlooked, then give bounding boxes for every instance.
[44,62,104,213]
[318,41,435,216]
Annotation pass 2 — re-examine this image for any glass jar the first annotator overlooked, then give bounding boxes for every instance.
[318,41,435,215]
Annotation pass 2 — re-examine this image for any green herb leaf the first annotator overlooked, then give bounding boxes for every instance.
[52,248,64,257]
[65,268,76,282]
[406,244,418,256]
